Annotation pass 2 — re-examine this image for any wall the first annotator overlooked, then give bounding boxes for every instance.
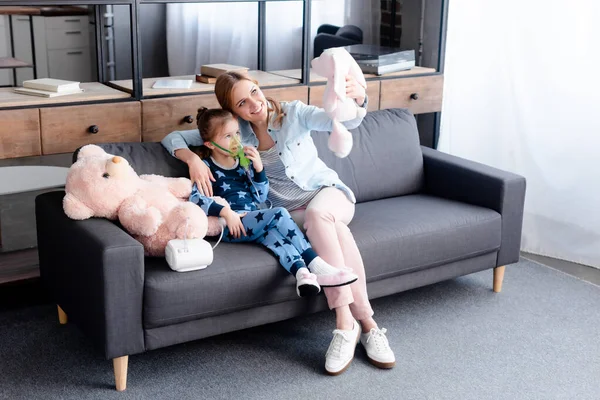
[439,0,600,268]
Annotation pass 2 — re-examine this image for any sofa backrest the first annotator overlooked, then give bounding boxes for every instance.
[79,108,424,203]
[312,108,424,203]
[77,142,190,178]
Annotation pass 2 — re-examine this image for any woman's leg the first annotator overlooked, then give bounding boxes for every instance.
[298,188,374,327]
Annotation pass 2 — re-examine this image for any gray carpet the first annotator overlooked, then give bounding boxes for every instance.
[1,259,598,400]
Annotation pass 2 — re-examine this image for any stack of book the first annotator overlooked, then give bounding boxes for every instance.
[14,78,83,98]
[195,64,249,84]
[345,45,416,76]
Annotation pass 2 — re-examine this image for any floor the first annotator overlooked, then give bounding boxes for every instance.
[520,252,600,286]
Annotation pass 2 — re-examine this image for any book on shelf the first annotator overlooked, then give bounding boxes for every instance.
[199,64,249,79]
[22,78,81,93]
[13,87,84,98]
[195,74,216,84]
[344,45,416,75]
[151,79,193,89]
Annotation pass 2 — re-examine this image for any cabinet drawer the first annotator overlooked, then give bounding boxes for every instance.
[262,86,308,104]
[379,75,443,114]
[0,109,41,159]
[309,81,380,112]
[45,16,88,31]
[46,28,89,50]
[48,48,92,82]
[40,102,141,155]
[142,94,220,143]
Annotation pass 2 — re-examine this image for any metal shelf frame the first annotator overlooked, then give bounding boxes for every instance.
[1,0,448,146]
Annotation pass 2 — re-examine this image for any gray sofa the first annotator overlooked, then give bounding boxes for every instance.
[35,108,526,391]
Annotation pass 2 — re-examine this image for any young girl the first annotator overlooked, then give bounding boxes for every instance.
[190,107,358,298]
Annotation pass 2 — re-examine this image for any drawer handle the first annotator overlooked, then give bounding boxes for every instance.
[16,17,30,22]
[410,93,419,101]
[67,51,83,55]
[88,125,99,134]
[183,115,194,124]
[65,31,82,35]
[65,19,81,22]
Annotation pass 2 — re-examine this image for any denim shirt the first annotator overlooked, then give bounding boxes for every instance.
[161,99,368,204]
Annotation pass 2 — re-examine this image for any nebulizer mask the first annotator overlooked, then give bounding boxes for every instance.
[211,134,251,171]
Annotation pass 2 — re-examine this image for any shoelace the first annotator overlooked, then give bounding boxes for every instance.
[365,328,389,351]
[326,329,352,358]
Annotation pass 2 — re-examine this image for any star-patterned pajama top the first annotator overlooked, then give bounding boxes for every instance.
[189,157,318,275]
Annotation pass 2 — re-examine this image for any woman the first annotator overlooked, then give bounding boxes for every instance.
[161,72,395,375]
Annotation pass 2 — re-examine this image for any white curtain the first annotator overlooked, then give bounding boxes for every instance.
[166,1,380,75]
[439,1,600,268]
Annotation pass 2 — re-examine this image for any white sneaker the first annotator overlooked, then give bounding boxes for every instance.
[295,268,321,297]
[325,320,360,375]
[360,327,396,369]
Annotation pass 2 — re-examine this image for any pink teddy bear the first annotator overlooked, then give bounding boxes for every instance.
[63,144,220,257]
[311,47,367,158]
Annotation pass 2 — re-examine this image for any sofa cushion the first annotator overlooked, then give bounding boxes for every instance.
[352,195,502,282]
[312,108,424,203]
[143,242,297,329]
[143,194,501,329]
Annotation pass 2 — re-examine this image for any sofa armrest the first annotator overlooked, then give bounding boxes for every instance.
[421,146,526,266]
[36,191,145,359]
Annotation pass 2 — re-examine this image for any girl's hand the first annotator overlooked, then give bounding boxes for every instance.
[188,155,215,197]
[244,146,263,173]
[222,209,247,239]
[345,75,366,107]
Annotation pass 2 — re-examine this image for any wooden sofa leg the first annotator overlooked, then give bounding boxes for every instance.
[113,356,128,391]
[57,305,68,324]
[493,266,506,293]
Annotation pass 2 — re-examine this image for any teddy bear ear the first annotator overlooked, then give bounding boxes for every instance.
[63,193,94,220]
[76,144,106,161]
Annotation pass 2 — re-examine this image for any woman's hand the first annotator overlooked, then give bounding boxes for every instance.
[188,155,215,197]
[221,209,247,239]
[244,146,263,173]
[345,75,366,107]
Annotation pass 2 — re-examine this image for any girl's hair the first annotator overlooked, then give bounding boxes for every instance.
[215,71,284,128]
[194,107,234,159]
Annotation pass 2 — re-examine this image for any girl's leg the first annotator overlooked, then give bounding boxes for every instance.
[297,188,375,326]
[243,208,309,275]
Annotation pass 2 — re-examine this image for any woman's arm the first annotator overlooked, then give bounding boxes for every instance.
[161,129,203,156]
[161,129,215,196]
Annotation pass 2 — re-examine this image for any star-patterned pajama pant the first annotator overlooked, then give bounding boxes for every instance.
[222,206,316,275]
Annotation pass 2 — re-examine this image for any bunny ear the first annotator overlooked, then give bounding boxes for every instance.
[63,193,94,220]
[347,52,367,89]
[332,51,347,100]
[76,144,106,160]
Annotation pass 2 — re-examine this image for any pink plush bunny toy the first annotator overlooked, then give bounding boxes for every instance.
[311,47,367,158]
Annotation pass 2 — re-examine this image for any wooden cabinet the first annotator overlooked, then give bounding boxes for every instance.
[0,109,41,158]
[262,86,308,104]
[141,86,309,143]
[379,75,444,114]
[142,94,220,143]
[309,81,380,112]
[40,102,141,154]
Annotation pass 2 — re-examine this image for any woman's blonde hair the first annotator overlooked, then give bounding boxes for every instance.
[215,71,284,128]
